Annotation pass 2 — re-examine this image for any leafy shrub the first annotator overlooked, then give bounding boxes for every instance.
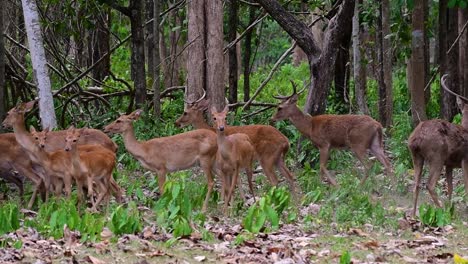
[419,204,453,227]
[0,203,20,235]
[109,201,142,235]
[243,186,291,233]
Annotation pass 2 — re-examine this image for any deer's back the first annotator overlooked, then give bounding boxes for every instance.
[45,129,117,153]
[78,146,116,174]
[408,119,468,166]
[225,125,289,154]
[310,114,382,148]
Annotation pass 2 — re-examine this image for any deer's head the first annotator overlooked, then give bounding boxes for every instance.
[104,109,143,134]
[175,90,208,128]
[30,126,49,149]
[2,101,35,129]
[211,105,229,132]
[271,81,305,122]
[64,126,81,152]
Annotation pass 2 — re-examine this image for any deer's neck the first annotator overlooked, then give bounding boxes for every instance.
[193,114,213,130]
[216,130,233,156]
[69,144,82,173]
[288,106,313,138]
[122,125,147,159]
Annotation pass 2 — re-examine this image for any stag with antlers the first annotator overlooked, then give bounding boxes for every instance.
[271,81,392,185]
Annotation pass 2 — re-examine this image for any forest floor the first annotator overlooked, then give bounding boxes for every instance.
[1,167,468,264]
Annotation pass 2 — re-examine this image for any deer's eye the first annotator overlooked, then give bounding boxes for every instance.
[213,117,216,121]
[35,137,39,140]
[183,112,187,116]
[73,139,77,142]
[116,120,121,123]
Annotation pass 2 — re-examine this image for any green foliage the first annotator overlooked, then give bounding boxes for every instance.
[109,202,142,236]
[419,204,454,227]
[0,203,20,235]
[242,186,291,233]
[25,198,105,241]
[340,251,352,264]
[154,179,194,237]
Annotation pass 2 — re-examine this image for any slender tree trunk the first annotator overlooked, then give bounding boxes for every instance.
[21,0,57,129]
[423,0,430,103]
[153,0,161,116]
[228,0,238,104]
[352,0,369,115]
[409,0,427,126]
[0,1,5,124]
[459,8,468,97]
[243,6,256,103]
[206,0,225,110]
[439,0,458,120]
[334,24,352,112]
[91,8,111,84]
[382,0,393,127]
[129,0,147,108]
[186,0,205,101]
[146,0,154,78]
[445,7,459,118]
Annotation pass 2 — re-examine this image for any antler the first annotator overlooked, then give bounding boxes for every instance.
[272,80,307,100]
[441,74,468,102]
[184,89,207,105]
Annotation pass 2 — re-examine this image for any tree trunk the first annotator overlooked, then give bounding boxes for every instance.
[129,0,146,108]
[206,0,225,110]
[459,8,468,97]
[91,8,111,84]
[228,0,238,104]
[153,0,161,117]
[382,0,393,127]
[334,22,352,112]
[439,0,458,120]
[186,0,205,101]
[146,0,154,79]
[445,7,459,119]
[0,1,5,125]
[305,0,355,115]
[21,0,57,129]
[352,0,369,115]
[423,0,430,103]
[409,0,427,126]
[243,6,256,103]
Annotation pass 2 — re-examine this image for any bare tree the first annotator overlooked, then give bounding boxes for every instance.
[243,6,257,103]
[409,0,428,126]
[352,0,369,115]
[382,0,393,127]
[21,0,57,129]
[459,8,468,97]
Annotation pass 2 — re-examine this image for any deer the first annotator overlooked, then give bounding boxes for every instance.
[175,91,296,192]
[103,109,218,212]
[271,81,392,186]
[1,101,118,207]
[63,127,121,210]
[408,74,468,216]
[211,106,255,210]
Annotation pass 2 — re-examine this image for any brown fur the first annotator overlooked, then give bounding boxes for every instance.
[271,93,392,185]
[408,119,468,216]
[211,106,255,210]
[175,99,295,191]
[104,109,217,212]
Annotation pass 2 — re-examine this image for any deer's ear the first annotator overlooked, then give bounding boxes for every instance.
[23,101,35,112]
[130,109,143,120]
[211,106,217,115]
[43,127,50,133]
[29,126,36,133]
[197,99,210,111]
[222,105,229,114]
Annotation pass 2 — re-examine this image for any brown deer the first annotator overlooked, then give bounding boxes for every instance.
[408,74,468,216]
[211,106,255,209]
[271,82,392,185]
[175,92,296,192]
[63,127,121,210]
[103,110,217,212]
[2,101,118,207]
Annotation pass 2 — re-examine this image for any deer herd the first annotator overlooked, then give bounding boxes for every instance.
[0,75,467,216]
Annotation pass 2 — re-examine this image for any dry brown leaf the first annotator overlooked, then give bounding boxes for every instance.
[348,228,369,237]
[100,227,113,241]
[84,255,106,264]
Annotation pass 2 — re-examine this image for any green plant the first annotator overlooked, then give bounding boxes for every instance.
[242,186,291,233]
[419,204,453,227]
[109,201,142,236]
[0,203,20,235]
[340,250,352,264]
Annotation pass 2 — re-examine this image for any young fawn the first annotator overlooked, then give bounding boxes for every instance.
[104,109,217,212]
[211,106,255,210]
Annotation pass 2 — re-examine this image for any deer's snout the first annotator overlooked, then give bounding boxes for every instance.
[219,126,225,131]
